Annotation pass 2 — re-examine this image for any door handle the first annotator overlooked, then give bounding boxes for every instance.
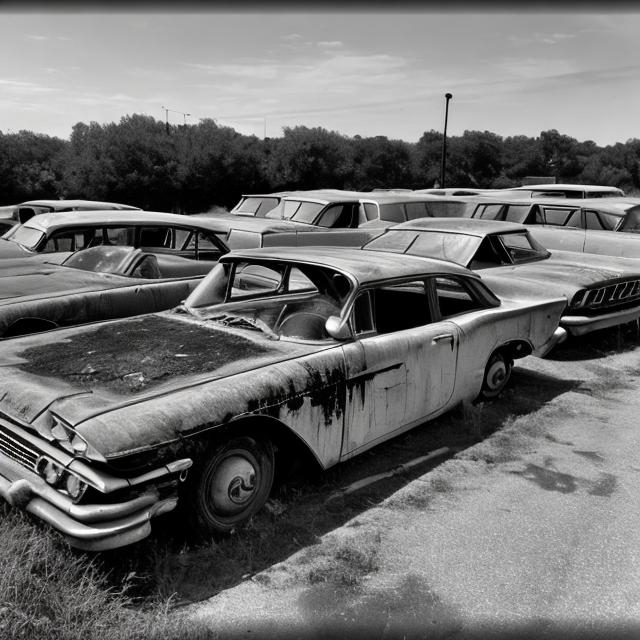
[432,334,454,345]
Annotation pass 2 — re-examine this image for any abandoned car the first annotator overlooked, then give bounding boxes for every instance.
[0,247,566,550]
[0,209,233,262]
[0,244,223,338]
[0,199,141,233]
[362,218,640,336]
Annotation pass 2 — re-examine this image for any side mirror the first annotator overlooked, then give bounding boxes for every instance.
[325,316,351,341]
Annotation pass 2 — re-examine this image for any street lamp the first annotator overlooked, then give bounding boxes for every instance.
[440,93,453,188]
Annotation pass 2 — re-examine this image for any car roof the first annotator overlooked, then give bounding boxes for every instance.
[20,199,140,210]
[389,217,525,236]
[221,245,479,285]
[468,195,640,216]
[21,210,245,233]
[511,184,623,192]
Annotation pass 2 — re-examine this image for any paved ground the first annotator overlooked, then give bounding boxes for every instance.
[186,338,640,639]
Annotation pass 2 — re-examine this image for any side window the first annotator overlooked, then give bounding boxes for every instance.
[177,229,225,260]
[139,226,172,248]
[584,210,617,231]
[106,226,136,245]
[352,290,375,334]
[231,262,285,299]
[369,280,431,334]
[434,277,483,318]
[316,204,355,228]
[43,229,95,253]
[378,203,406,223]
[504,205,534,224]
[475,204,503,220]
[541,208,579,226]
[405,202,429,221]
[287,267,317,292]
[363,203,379,221]
[584,210,604,230]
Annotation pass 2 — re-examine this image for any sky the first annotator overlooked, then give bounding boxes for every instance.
[2,8,640,146]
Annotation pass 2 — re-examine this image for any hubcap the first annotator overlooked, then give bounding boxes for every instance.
[210,455,257,516]
[487,360,506,390]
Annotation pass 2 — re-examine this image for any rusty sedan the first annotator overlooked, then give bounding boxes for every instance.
[0,247,565,550]
[0,244,223,338]
[363,218,640,336]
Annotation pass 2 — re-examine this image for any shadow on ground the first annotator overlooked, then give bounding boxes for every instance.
[92,362,580,607]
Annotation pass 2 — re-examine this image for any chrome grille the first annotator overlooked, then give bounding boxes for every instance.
[0,427,39,472]
[575,279,640,309]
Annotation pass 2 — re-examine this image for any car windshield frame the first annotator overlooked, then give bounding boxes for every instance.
[2,224,45,250]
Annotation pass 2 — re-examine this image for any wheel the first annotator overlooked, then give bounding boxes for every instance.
[479,350,513,400]
[186,434,275,535]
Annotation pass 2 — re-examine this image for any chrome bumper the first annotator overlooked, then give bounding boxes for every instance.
[532,326,567,358]
[0,435,190,551]
[561,306,640,336]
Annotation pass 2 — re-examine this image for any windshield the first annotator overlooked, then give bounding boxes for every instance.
[234,197,279,216]
[289,201,325,225]
[365,229,481,266]
[184,260,352,341]
[62,245,160,278]
[2,224,45,249]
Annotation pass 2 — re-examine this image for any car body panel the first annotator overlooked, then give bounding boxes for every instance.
[0,246,219,338]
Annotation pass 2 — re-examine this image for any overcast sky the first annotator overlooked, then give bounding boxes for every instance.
[2,9,640,145]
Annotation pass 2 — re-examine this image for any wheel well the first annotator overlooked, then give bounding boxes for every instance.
[3,317,59,338]
[499,340,532,362]
[188,415,324,484]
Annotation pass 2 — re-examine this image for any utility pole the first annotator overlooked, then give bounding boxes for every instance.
[440,93,453,188]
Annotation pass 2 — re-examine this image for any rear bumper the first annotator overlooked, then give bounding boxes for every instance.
[0,433,190,551]
[561,305,640,336]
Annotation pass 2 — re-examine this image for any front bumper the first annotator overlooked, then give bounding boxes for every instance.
[561,305,640,336]
[0,424,191,551]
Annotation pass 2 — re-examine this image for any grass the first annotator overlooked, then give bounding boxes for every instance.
[0,506,207,640]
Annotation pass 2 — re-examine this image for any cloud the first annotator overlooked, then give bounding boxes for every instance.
[26,34,48,41]
[508,32,577,46]
[0,78,56,94]
[318,41,343,48]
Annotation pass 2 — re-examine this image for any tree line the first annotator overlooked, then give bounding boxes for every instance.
[1,114,639,213]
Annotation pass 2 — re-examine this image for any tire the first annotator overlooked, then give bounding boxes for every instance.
[186,434,275,536]
[479,350,513,400]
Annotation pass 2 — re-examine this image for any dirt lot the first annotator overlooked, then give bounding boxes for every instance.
[150,325,640,639]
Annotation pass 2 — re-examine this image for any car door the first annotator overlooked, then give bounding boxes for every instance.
[340,278,458,460]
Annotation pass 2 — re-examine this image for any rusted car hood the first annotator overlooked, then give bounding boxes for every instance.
[0,312,333,451]
[479,250,640,300]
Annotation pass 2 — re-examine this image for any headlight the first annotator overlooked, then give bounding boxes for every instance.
[64,473,88,502]
[36,457,63,486]
[36,456,88,502]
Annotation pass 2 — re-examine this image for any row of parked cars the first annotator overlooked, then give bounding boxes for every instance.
[0,184,638,551]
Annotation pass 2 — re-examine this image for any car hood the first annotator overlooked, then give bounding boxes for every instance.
[0,238,33,259]
[0,312,334,452]
[478,250,640,299]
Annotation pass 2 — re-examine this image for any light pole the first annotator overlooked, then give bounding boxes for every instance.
[440,92,453,188]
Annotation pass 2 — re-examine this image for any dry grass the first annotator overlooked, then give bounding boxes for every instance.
[0,507,207,640]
